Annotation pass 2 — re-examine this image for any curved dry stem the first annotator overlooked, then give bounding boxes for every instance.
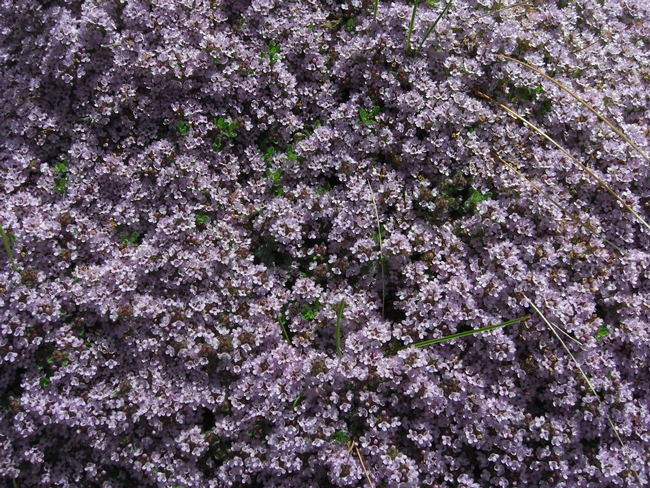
[496,54,650,166]
[525,296,641,485]
[477,91,650,234]
[493,152,629,256]
[350,440,375,488]
[367,180,385,319]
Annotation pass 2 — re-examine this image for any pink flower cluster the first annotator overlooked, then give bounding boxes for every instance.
[1,0,649,486]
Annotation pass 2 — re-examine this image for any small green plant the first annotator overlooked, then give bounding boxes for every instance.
[120,231,139,246]
[177,120,189,136]
[0,223,17,272]
[330,430,351,443]
[300,299,321,320]
[595,325,610,340]
[358,106,380,125]
[266,167,283,196]
[285,144,296,161]
[53,159,68,194]
[262,146,276,164]
[463,188,492,213]
[39,376,51,387]
[214,117,237,138]
[195,212,209,226]
[262,40,280,65]
[316,182,331,195]
[346,18,355,34]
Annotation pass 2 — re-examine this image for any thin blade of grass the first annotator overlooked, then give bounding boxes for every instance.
[493,152,629,257]
[417,0,453,52]
[477,91,650,233]
[367,180,385,319]
[350,440,376,488]
[336,298,345,358]
[496,54,650,166]
[279,320,291,345]
[388,316,529,354]
[373,0,379,19]
[524,295,641,485]
[405,0,419,53]
[0,223,17,272]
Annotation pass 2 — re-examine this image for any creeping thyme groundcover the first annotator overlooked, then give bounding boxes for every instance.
[2,0,650,486]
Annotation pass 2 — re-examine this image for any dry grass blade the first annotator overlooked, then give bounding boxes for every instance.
[335,298,345,359]
[496,54,650,166]
[367,180,385,319]
[524,295,641,485]
[349,440,375,488]
[493,152,629,256]
[0,223,17,272]
[477,91,650,233]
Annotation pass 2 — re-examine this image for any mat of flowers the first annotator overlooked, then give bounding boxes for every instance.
[1,0,649,486]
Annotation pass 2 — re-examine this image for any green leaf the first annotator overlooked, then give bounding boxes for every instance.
[54,160,68,173]
[39,377,51,387]
[330,431,351,443]
[54,177,67,194]
[595,326,609,340]
[177,120,189,136]
[195,212,209,226]
[369,106,380,118]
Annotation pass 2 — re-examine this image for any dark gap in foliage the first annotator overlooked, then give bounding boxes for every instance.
[200,406,216,432]
[383,286,406,325]
[250,235,292,268]
[323,171,342,190]
[223,0,253,26]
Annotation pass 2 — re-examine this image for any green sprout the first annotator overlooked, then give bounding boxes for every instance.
[300,299,321,321]
[262,40,280,65]
[120,231,139,246]
[195,212,209,226]
[595,326,610,340]
[214,117,237,138]
[463,188,492,213]
[330,430,351,443]
[285,144,296,161]
[177,120,189,136]
[358,106,380,125]
[53,159,68,194]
